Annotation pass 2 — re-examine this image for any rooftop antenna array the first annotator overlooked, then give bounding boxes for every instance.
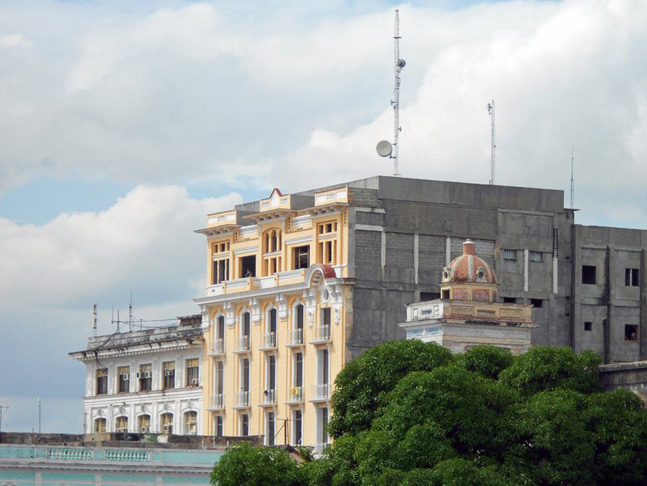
[93,304,97,337]
[376,9,406,176]
[487,100,496,185]
[570,146,575,208]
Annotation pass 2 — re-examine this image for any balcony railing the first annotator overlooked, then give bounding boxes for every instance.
[287,329,304,346]
[287,386,304,403]
[234,391,250,408]
[235,335,250,353]
[209,338,224,355]
[311,383,329,401]
[260,332,276,350]
[260,389,277,406]
[209,393,224,410]
[311,325,331,344]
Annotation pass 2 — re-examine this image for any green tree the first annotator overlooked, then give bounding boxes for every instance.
[499,346,601,397]
[329,340,453,438]
[210,442,303,486]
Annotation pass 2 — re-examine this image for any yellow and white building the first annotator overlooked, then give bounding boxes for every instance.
[194,187,355,450]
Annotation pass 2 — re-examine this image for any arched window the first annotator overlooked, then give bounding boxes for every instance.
[291,303,304,345]
[184,411,198,435]
[115,416,128,433]
[138,414,151,433]
[94,418,107,434]
[160,413,173,435]
[264,308,277,348]
[262,229,282,275]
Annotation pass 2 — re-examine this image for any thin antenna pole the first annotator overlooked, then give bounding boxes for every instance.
[93,304,98,337]
[487,100,496,185]
[129,292,133,332]
[570,146,575,208]
[392,9,405,177]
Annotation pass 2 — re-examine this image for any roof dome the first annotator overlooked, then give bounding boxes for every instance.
[442,240,498,285]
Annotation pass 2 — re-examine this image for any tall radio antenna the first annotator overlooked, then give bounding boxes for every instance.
[570,146,575,208]
[487,100,496,185]
[376,9,406,176]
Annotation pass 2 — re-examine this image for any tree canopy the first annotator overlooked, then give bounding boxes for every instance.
[211,342,647,486]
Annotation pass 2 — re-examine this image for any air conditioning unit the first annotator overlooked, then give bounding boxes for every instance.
[164,370,173,377]
[136,372,141,378]
[191,378,199,386]
[141,426,150,433]
[122,374,129,381]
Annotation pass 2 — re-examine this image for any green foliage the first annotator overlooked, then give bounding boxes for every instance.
[499,346,601,396]
[213,343,647,486]
[210,442,302,486]
[329,340,453,438]
[455,345,514,379]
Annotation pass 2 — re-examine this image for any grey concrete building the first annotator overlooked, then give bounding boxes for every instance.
[281,175,644,363]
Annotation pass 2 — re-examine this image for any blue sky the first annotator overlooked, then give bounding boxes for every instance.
[1,0,646,433]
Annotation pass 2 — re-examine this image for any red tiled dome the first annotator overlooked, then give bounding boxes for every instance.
[442,240,498,284]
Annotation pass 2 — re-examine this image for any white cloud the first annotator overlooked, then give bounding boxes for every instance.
[0,185,242,310]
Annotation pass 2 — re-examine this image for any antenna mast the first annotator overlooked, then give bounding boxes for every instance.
[570,146,575,208]
[93,304,97,337]
[487,100,496,185]
[392,9,405,176]
[129,292,133,332]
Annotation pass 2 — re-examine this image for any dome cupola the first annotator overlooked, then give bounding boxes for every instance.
[440,240,498,302]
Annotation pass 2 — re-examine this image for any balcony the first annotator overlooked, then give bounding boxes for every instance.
[286,386,304,404]
[310,384,329,402]
[208,339,225,356]
[208,394,225,411]
[260,332,276,351]
[286,329,304,347]
[234,335,250,353]
[260,389,277,407]
[233,391,250,409]
[310,325,331,344]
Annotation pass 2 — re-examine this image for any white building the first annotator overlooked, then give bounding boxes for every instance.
[69,315,204,437]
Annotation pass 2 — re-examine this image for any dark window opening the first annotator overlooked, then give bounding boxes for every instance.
[267,412,275,446]
[503,249,516,261]
[293,410,302,446]
[241,414,249,436]
[503,297,517,304]
[530,299,543,308]
[625,324,638,342]
[322,307,331,326]
[240,255,256,278]
[625,268,640,287]
[96,369,108,395]
[584,321,592,331]
[215,416,223,437]
[420,292,440,302]
[582,265,597,285]
[212,259,229,285]
[529,251,543,263]
[441,289,450,300]
[293,245,310,270]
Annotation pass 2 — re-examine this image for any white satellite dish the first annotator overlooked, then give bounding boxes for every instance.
[376,140,393,157]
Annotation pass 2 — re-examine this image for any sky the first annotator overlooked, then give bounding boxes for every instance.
[1,0,646,433]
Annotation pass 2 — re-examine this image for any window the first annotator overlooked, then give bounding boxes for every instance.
[160,413,173,435]
[239,357,250,406]
[163,361,175,389]
[318,221,337,235]
[625,268,640,287]
[441,289,450,300]
[582,265,597,285]
[317,407,329,446]
[503,297,517,303]
[115,416,128,433]
[212,242,230,284]
[240,413,249,436]
[625,325,638,342]
[215,415,223,437]
[266,412,275,446]
[293,352,304,400]
[240,255,256,278]
[239,312,251,351]
[264,308,277,348]
[117,366,130,393]
[96,369,108,395]
[292,304,304,345]
[529,251,543,263]
[420,292,440,302]
[293,245,310,269]
[319,240,337,265]
[215,360,224,397]
[213,315,225,353]
[293,410,303,446]
[503,249,516,261]
[186,358,199,387]
[138,414,151,433]
[584,321,592,332]
[530,299,543,308]
[184,411,198,435]
[139,364,152,392]
[94,418,107,434]
[263,229,282,276]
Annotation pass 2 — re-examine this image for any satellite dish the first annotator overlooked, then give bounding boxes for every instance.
[376,140,393,157]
